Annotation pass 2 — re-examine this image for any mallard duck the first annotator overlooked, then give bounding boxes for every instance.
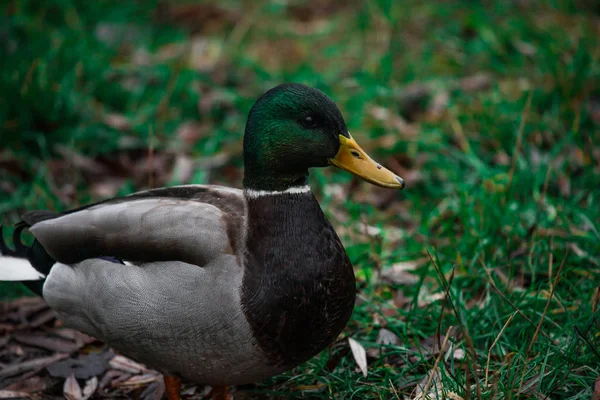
[0,83,404,399]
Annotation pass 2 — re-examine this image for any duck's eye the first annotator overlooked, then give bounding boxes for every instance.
[302,115,317,128]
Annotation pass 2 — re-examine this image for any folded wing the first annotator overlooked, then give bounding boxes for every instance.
[27,185,246,268]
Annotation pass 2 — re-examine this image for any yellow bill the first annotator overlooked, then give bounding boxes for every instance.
[329,134,405,189]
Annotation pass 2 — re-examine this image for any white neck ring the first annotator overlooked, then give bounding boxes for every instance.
[244,185,311,199]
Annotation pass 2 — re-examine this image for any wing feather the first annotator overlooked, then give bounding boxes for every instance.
[27,185,246,267]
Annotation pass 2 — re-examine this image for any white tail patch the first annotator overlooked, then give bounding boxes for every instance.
[0,255,45,280]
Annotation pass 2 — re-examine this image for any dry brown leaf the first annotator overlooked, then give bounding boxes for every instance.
[348,338,368,377]
[54,145,108,176]
[141,380,166,400]
[0,353,69,379]
[368,105,419,137]
[3,376,46,393]
[28,309,56,328]
[393,289,410,308]
[108,355,149,374]
[98,370,127,390]
[0,390,31,399]
[380,260,425,285]
[0,297,47,317]
[90,180,126,199]
[367,328,401,359]
[52,329,97,347]
[103,113,132,131]
[453,348,466,360]
[376,328,399,346]
[13,333,81,354]
[81,377,98,400]
[410,367,443,400]
[115,373,159,387]
[189,36,223,71]
[169,154,195,184]
[417,288,445,308]
[459,73,492,92]
[5,344,25,357]
[427,91,450,120]
[64,373,83,400]
[155,2,240,34]
[175,121,207,146]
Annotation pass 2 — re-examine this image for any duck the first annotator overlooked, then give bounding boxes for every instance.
[0,83,405,399]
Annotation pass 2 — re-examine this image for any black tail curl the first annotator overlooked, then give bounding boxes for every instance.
[0,224,54,297]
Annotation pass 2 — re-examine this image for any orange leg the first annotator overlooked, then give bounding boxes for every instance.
[164,375,182,400]
[210,385,232,400]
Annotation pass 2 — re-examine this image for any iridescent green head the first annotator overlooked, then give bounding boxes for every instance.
[243,83,405,191]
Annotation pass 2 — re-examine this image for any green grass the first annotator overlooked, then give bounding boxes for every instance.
[1,0,599,398]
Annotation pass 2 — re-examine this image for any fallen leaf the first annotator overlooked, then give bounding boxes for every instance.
[189,36,223,71]
[54,145,108,176]
[52,329,97,346]
[155,2,240,34]
[410,366,443,400]
[0,353,69,379]
[115,373,159,387]
[98,370,127,390]
[517,373,547,396]
[81,377,98,400]
[141,381,166,400]
[417,288,446,308]
[175,121,207,147]
[90,180,125,199]
[593,376,600,400]
[103,113,132,131]
[3,376,46,393]
[0,298,45,317]
[13,332,81,353]
[28,309,56,328]
[380,260,425,285]
[348,338,368,377]
[459,73,492,92]
[393,289,410,308]
[367,328,401,359]
[5,344,24,357]
[64,373,82,400]
[0,390,31,399]
[427,91,449,120]
[109,355,149,374]
[376,328,400,346]
[453,348,465,360]
[169,154,195,184]
[368,105,419,137]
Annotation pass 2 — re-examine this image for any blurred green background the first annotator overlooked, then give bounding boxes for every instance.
[1,0,599,398]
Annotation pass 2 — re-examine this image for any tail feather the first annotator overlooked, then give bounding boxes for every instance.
[0,225,54,296]
[0,225,25,257]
